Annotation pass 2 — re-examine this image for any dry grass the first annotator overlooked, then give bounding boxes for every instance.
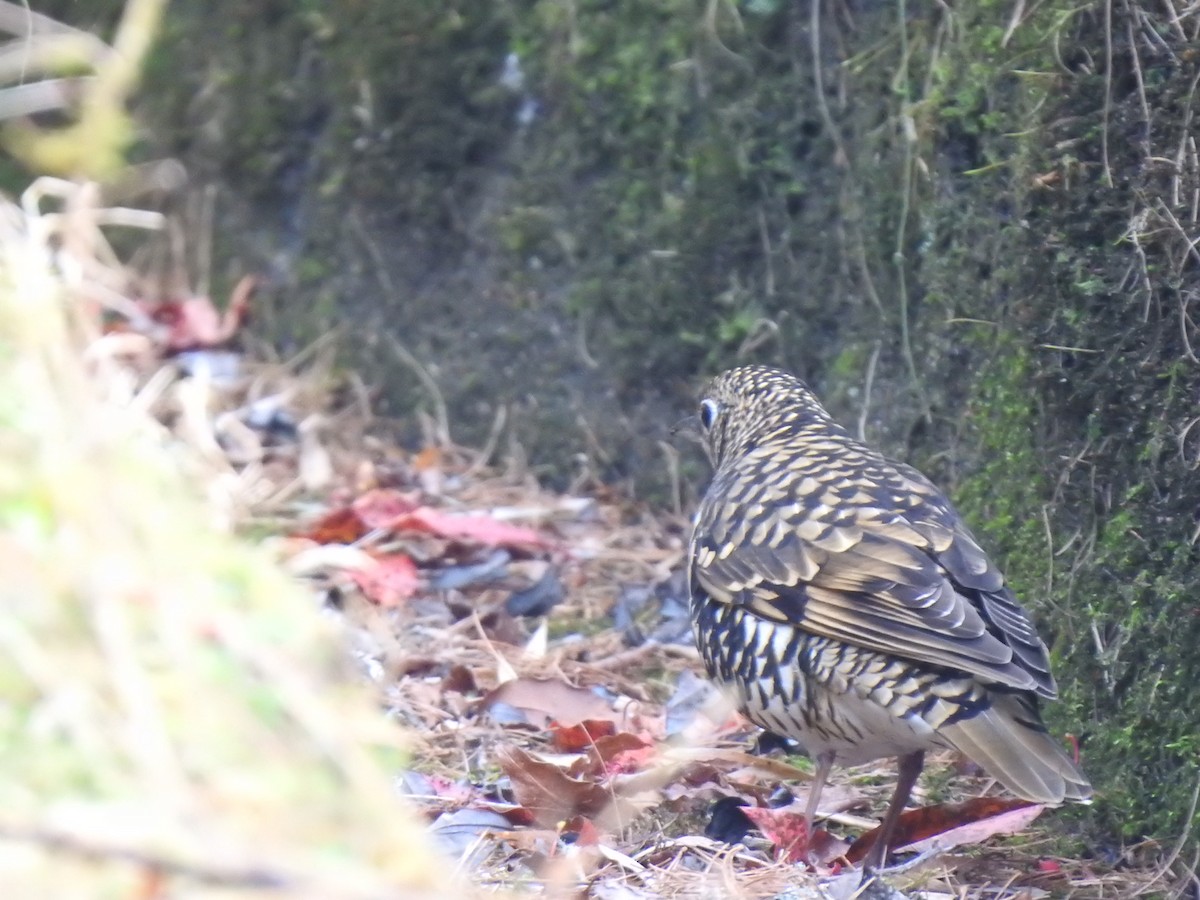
[0,179,462,897]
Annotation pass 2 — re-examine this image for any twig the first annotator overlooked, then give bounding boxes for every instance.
[1101,0,1114,188]
[1129,772,1200,897]
[810,0,850,169]
[757,206,775,298]
[892,0,933,424]
[387,336,451,447]
[1001,0,1026,47]
[658,439,683,518]
[462,404,508,480]
[195,183,216,300]
[856,339,881,443]
[1124,9,1151,164]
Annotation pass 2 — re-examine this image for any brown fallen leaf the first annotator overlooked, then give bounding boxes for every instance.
[846,797,1043,864]
[495,745,613,828]
[660,746,815,783]
[482,678,632,730]
[901,800,1044,857]
[298,505,367,544]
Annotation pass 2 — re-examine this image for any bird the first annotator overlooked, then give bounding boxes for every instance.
[686,364,1091,877]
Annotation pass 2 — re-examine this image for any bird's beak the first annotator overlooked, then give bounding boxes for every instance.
[670,414,701,439]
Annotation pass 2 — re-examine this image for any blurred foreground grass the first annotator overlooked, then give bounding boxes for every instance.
[0,187,458,896]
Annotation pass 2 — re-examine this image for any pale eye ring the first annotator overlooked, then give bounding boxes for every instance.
[699,399,719,430]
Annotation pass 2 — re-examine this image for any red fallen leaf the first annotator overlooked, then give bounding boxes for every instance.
[394,506,551,549]
[1037,858,1064,874]
[298,506,367,544]
[741,805,811,864]
[347,552,421,606]
[151,275,256,351]
[495,745,612,828]
[603,743,659,777]
[589,732,652,765]
[498,805,537,827]
[562,815,603,847]
[351,488,421,530]
[421,775,476,806]
[568,733,654,780]
[846,797,1042,864]
[550,719,617,752]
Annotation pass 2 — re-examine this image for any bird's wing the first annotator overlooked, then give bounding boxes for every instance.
[691,460,1057,697]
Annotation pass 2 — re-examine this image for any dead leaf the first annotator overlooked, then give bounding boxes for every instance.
[495,745,612,828]
[600,742,658,777]
[429,807,512,861]
[660,746,815,783]
[740,805,810,864]
[394,506,552,549]
[482,678,628,730]
[550,719,618,752]
[149,275,255,351]
[563,815,603,847]
[442,664,477,694]
[901,800,1044,858]
[346,552,421,606]
[298,506,367,544]
[352,488,420,529]
[397,771,476,808]
[567,733,654,779]
[846,797,1043,864]
[590,733,654,770]
[736,801,852,867]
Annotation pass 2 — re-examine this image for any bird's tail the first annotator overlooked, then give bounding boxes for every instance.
[940,692,1092,804]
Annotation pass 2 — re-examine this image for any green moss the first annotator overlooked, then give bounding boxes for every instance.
[912,0,1200,846]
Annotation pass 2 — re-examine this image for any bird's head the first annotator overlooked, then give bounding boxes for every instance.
[695,365,831,467]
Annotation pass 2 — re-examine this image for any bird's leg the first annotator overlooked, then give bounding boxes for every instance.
[860,750,924,879]
[802,750,835,859]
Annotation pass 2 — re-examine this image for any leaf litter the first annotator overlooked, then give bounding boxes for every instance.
[91,230,1168,899]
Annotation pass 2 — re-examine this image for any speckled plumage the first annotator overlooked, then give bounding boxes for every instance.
[688,365,1090,871]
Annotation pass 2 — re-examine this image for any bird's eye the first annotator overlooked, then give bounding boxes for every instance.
[699,399,720,430]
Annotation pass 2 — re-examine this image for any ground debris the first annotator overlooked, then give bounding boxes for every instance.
[93,228,1170,900]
